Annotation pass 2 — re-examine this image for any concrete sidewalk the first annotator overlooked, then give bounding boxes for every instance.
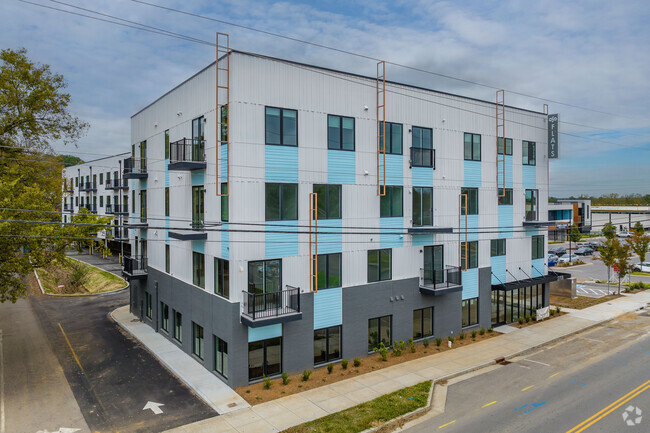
[112,291,650,433]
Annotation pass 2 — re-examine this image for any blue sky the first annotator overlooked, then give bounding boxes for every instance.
[2,0,649,196]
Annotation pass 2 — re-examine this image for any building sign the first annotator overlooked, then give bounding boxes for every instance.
[548,114,559,158]
[536,306,550,321]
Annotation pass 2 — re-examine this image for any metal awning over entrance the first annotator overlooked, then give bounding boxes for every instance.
[491,273,562,292]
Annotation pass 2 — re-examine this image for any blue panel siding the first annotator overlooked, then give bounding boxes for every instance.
[531,259,545,277]
[463,161,481,188]
[460,215,479,242]
[265,146,299,183]
[165,160,170,187]
[248,324,282,343]
[192,240,205,254]
[191,169,205,186]
[385,154,403,185]
[317,219,342,255]
[140,229,147,240]
[220,145,228,184]
[504,155,513,188]
[266,220,298,258]
[380,217,404,249]
[412,167,433,187]
[222,223,229,259]
[490,256,506,285]
[498,205,513,239]
[526,228,539,236]
[327,150,355,184]
[522,165,536,189]
[313,287,342,329]
[411,234,433,246]
[462,268,479,300]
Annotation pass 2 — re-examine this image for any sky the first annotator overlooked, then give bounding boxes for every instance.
[2,0,649,197]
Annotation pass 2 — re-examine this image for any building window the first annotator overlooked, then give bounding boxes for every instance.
[314,253,342,289]
[191,117,205,161]
[380,186,403,217]
[265,183,298,221]
[132,190,135,214]
[379,122,403,155]
[461,241,478,270]
[145,292,152,319]
[368,315,392,352]
[99,173,103,185]
[140,140,147,171]
[265,107,297,146]
[193,252,205,289]
[221,183,229,222]
[411,126,433,167]
[140,190,147,222]
[165,244,170,274]
[462,298,479,327]
[525,189,538,221]
[460,187,479,215]
[491,239,506,257]
[192,186,204,228]
[522,141,536,166]
[497,138,513,156]
[75,197,78,206]
[327,115,355,151]
[106,171,111,184]
[532,235,544,260]
[215,258,229,299]
[99,196,103,208]
[106,196,110,207]
[313,184,341,219]
[413,307,433,339]
[464,133,481,161]
[173,311,182,342]
[413,187,433,226]
[368,249,392,282]
[75,177,78,187]
[192,322,204,360]
[248,337,282,380]
[165,129,170,159]
[165,187,169,217]
[214,336,228,378]
[161,302,169,332]
[248,259,281,297]
[498,188,513,205]
[314,326,341,365]
[221,106,228,142]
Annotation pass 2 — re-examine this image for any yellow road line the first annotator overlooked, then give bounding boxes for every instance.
[566,379,650,433]
[58,323,86,376]
[522,385,534,391]
[482,401,497,408]
[439,420,456,429]
[549,372,560,378]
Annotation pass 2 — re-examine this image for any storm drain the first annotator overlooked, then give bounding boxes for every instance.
[495,357,512,365]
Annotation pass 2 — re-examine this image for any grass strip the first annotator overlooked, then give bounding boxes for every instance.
[283,380,431,433]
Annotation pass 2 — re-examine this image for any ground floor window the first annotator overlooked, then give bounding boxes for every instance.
[248,337,282,381]
[462,298,478,327]
[192,322,204,359]
[314,326,341,365]
[173,311,182,342]
[491,284,545,325]
[145,292,152,319]
[160,302,169,332]
[413,307,434,339]
[215,336,228,378]
[368,315,392,352]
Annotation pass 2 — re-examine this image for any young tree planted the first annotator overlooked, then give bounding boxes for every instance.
[627,221,649,266]
[612,241,632,295]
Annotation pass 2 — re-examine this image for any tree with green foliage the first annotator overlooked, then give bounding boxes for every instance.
[598,236,618,294]
[612,241,632,295]
[627,221,649,266]
[567,224,581,251]
[602,222,616,240]
[59,154,84,167]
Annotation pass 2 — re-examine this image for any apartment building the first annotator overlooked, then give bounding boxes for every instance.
[62,153,132,255]
[127,51,558,388]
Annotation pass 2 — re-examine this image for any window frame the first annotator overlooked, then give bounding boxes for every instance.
[497,137,513,156]
[368,315,392,352]
[313,325,342,365]
[491,239,506,257]
[522,140,536,166]
[461,241,479,270]
[165,187,170,217]
[221,183,229,222]
[380,185,403,218]
[214,336,228,378]
[327,114,355,151]
[413,186,433,227]
[145,292,152,319]
[165,244,170,274]
[165,129,170,159]
[413,307,434,340]
[265,106,298,147]
[313,184,342,220]
[380,122,403,155]
[173,311,182,342]
[525,189,538,221]
[193,251,205,289]
[214,257,230,299]
[192,322,204,360]
[314,252,342,289]
[248,259,282,296]
[498,188,513,205]
[460,187,479,215]
[265,183,298,221]
[462,298,479,327]
[160,302,169,332]
[532,235,544,260]
[411,126,434,168]
[464,132,481,161]
[367,248,392,283]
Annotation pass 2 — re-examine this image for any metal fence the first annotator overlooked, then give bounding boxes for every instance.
[241,286,300,320]
[419,265,462,289]
[170,138,205,164]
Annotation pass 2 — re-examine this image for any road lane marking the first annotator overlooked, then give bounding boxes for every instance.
[1,330,4,433]
[522,385,534,391]
[569,384,650,432]
[482,401,497,408]
[566,379,650,433]
[581,337,604,343]
[58,323,87,376]
[524,358,551,367]
[549,373,560,378]
[438,420,456,429]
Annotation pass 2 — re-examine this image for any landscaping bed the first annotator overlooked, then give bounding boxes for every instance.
[551,294,622,310]
[509,307,566,328]
[35,256,126,294]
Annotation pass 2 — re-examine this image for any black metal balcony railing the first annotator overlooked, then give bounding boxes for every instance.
[123,157,147,178]
[113,227,129,240]
[242,286,300,321]
[169,139,206,169]
[123,255,148,279]
[83,204,97,213]
[105,204,114,214]
[106,178,128,190]
[80,181,97,191]
[419,265,462,290]
[63,204,72,212]
[115,204,129,215]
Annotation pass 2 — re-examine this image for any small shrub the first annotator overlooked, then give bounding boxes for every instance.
[550,309,556,316]
[263,375,272,389]
[479,327,486,336]
[301,370,312,381]
[459,331,466,340]
[392,341,402,356]
[408,338,417,353]
[518,317,525,325]
[399,340,406,351]
[555,306,561,314]
[471,330,477,338]
[448,336,454,343]
[341,359,349,369]
[435,337,442,347]
[327,363,333,374]
[525,313,531,323]
[246,390,250,394]
[281,372,290,385]
[375,343,388,361]
[353,357,361,367]
[488,326,494,333]
[423,338,430,348]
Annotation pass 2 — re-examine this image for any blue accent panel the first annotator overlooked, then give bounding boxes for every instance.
[526,228,539,236]
[248,324,282,342]
[504,155,513,188]
[222,223,229,260]
[461,268,479,300]
[165,160,170,187]
[313,288,342,329]
[317,219,342,255]
[327,150,355,184]
[220,145,228,183]
[411,234,433,246]
[191,169,205,186]
[460,214,479,242]
[265,146,298,183]
[140,229,147,240]
[192,240,205,254]
[266,220,298,258]
[532,258,545,277]
[491,256,506,285]
[380,217,403,249]
[412,167,433,187]
[463,161,481,188]
[498,205,513,239]
[522,165,536,189]
[385,154,403,185]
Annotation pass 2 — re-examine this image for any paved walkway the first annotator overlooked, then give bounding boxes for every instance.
[67,249,123,277]
[112,291,650,433]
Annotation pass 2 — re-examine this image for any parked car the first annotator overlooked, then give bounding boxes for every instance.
[549,247,567,256]
[574,247,594,256]
[587,241,602,251]
[576,242,589,249]
[548,254,559,267]
[632,262,650,272]
[558,253,580,263]
[617,231,632,238]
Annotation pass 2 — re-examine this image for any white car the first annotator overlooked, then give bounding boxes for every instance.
[558,253,580,264]
[632,262,650,272]
[617,231,632,238]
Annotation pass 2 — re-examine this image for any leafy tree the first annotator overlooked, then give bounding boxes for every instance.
[568,224,582,244]
[627,221,649,265]
[59,154,84,167]
[602,222,616,240]
[612,241,632,295]
[598,237,618,294]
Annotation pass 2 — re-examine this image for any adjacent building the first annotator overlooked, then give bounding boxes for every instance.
[126,51,558,387]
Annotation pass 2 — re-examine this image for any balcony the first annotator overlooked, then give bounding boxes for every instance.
[80,181,97,192]
[419,266,463,296]
[123,157,148,179]
[122,255,148,280]
[113,227,129,241]
[106,178,128,190]
[241,286,302,328]
[168,219,206,240]
[114,204,129,215]
[63,204,73,213]
[168,138,206,171]
[82,204,97,214]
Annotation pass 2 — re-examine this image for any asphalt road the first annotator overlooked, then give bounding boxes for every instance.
[30,290,216,433]
[405,311,650,433]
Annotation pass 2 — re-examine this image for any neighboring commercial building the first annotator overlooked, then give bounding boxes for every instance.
[62,153,132,255]
[126,51,557,387]
[548,199,591,239]
[591,206,650,233]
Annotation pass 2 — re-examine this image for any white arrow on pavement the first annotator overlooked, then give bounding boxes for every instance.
[143,401,164,415]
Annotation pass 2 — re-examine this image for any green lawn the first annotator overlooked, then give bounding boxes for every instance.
[283,381,432,433]
[37,256,126,294]
[631,272,650,277]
